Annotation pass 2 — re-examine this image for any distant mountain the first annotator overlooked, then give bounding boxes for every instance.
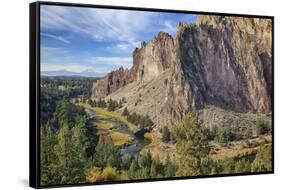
[41,69,106,77]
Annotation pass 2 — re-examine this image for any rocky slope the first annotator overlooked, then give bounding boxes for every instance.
[91,15,272,128]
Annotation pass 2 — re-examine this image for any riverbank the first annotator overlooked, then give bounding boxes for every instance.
[94,119,134,147]
[81,103,151,157]
[80,103,138,132]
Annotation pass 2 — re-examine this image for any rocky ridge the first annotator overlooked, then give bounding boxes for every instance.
[91,15,272,128]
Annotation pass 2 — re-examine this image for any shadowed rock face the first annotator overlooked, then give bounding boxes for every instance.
[91,67,132,98]
[92,15,272,128]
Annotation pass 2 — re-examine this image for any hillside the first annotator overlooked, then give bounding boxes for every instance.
[91,15,272,129]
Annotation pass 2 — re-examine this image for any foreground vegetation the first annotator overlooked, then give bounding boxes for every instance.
[40,77,272,186]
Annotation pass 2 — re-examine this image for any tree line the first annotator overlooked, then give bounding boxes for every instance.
[122,107,154,128]
[88,98,124,112]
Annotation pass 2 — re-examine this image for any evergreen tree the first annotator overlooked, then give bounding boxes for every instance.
[92,136,121,169]
[139,151,152,169]
[92,99,97,107]
[150,160,158,177]
[164,155,177,177]
[71,116,90,182]
[173,111,211,176]
[54,122,74,183]
[122,107,129,117]
[88,99,93,107]
[128,159,139,179]
[256,120,270,135]
[40,124,58,185]
[118,100,123,108]
[161,127,171,143]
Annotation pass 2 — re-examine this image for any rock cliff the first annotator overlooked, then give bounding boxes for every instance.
[91,15,272,128]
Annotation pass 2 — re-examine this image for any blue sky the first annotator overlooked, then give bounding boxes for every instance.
[40,5,196,77]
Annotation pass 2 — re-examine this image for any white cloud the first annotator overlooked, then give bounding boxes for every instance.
[88,56,133,69]
[41,33,70,43]
[163,20,177,34]
[41,46,68,53]
[41,5,154,44]
[107,41,141,52]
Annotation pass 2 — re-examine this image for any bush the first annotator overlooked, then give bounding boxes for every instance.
[85,166,118,182]
[256,120,270,135]
[214,125,241,144]
[85,167,103,182]
[102,166,118,181]
[244,127,253,139]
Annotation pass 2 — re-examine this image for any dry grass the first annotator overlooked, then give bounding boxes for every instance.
[93,120,133,147]
[142,131,178,163]
[95,121,114,131]
[144,132,160,144]
[211,135,272,160]
[110,131,133,147]
[80,103,138,132]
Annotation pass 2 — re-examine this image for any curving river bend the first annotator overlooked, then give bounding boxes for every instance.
[85,108,150,158]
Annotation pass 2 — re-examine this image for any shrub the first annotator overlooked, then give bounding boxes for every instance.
[102,166,118,181]
[256,120,270,135]
[214,125,241,144]
[85,167,103,182]
[244,127,253,139]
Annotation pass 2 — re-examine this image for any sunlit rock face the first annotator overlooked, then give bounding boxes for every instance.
[92,15,272,128]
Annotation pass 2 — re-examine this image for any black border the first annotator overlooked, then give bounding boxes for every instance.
[30,2,40,189]
[29,1,274,189]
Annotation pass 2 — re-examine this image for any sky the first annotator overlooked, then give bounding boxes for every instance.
[40,5,196,77]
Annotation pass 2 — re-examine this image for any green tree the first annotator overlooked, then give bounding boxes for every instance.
[256,120,270,135]
[161,127,171,143]
[92,136,121,169]
[71,116,90,182]
[150,160,159,177]
[88,99,93,107]
[40,124,58,185]
[118,100,123,108]
[208,126,219,141]
[164,155,177,177]
[244,127,253,139]
[128,159,139,179]
[215,125,236,144]
[143,114,153,128]
[122,107,129,117]
[139,151,152,169]
[173,111,211,176]
[54,122,75,184]
[92,99,97,107]
[97,98,102,107]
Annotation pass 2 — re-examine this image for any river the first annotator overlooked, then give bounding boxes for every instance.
[85,108,150,158]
